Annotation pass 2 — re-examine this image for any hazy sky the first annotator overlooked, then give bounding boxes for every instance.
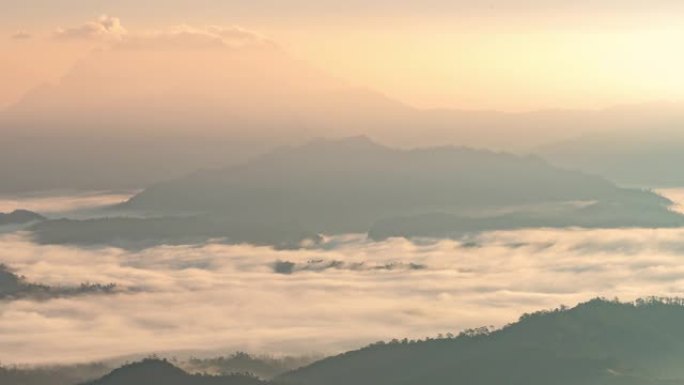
[3,1,684,111]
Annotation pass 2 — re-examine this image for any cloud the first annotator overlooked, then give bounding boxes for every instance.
[10,31,33,40]
[0,191,134,216]
[51,16,274,51]
[54,15,128,41]
[116,24,276,51]
[4,226,684,365]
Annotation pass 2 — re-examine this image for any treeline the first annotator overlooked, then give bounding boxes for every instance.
[0,263,119,301]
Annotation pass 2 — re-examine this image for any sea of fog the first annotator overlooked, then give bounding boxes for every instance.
[2,191,684,364]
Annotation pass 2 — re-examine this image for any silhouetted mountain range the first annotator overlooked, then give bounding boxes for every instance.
[368,199,684,240]
[2,33,683,192]
[539,127,684,187]
[0,352,314,385]
[279,298,684,385]
[79,359,270,385]
[29,217,320,249]
[24,137,683,248]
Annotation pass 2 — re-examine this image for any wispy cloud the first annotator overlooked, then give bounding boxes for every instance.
[116,24,275,51]
[54,15,127,41]
[52,15,273,51]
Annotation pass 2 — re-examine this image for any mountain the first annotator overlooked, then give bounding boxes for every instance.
[368,198,684,240]
[0,353,315,385]
[79,359,270,385]
[3,29,684,193]
[0,209,45,227]
[124,137,678,231]
[26,137,682,248]
[538,125,684,187]
[279,298,684,385]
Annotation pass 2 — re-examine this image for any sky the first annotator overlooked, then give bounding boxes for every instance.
[3,1,684,111]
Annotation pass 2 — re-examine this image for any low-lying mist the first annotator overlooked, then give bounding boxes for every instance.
[4,225,684,365]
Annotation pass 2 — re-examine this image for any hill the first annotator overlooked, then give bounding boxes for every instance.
[21,137,681,248]
[125,137,678,232]
[26,137,682,248]
[79,359,269,385]
[368,199,684,240]
[29,217,320,249]
[0,209,45,227]
[279,298,684,385]
[539,126,684,187]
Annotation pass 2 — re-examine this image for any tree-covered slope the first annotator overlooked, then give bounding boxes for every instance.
[79,359,270,385]
[279,299,684,385]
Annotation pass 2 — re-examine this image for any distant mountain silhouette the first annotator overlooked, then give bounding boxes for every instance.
[124,137,659,221]
[0,209,45,227]
[539,127,684,187]
[368,199,684,240]
[29,217,320,249]
[279,298,684,385]
[0,352,315,385]
[2,32,683,193]
[25,137,682,248]
[123,137,680,237]
[80,359,270,385]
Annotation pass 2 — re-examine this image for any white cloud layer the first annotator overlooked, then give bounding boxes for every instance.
[4,226,684,365]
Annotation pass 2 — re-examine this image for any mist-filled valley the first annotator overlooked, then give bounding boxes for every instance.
[3,191,684,380]
[4,3,684,384]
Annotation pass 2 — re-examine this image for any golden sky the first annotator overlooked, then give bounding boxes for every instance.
[2,1,684,111]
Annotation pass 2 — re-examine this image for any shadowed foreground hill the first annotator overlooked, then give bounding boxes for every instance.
[80,359,270,385]
[279,298,684,385]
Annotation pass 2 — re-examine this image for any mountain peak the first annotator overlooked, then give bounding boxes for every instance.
[0,209,45,226]
[83,359,187,384]
[82,358,269,385]
[308,135,381,149]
